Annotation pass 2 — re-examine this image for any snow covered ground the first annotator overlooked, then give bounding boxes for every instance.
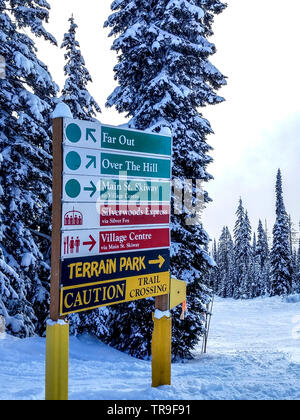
[0,296,299,400]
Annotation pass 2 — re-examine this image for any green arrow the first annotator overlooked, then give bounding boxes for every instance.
[86,128,97,143]
[86,155,97,169]
[84,181,97,197]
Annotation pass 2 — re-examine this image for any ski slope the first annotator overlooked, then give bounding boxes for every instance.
[0,296,299,400]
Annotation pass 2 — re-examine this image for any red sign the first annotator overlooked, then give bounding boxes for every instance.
[64,208,83,226]
[99,228,170,253]
[100,204,170,227]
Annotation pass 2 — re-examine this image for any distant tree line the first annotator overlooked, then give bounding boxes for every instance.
[209,169,299,299]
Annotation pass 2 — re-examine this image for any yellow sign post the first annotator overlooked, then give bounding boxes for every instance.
[152,278,187,388]
[152,312,172,387]
[45,322,69,401]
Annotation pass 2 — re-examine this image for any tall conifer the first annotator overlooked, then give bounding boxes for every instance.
[61,15,101,120]
[104,0,227,359]
[0,0,58,335]
[270,170,293,296]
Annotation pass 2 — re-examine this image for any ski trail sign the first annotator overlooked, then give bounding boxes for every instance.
[63,118,172,157]
[50,116,172,317]
[62,202,170,230]
[61,227,170,259]
[63,146,171,180]
[62,175,171,203]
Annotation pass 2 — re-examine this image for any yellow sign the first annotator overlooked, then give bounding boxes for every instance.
[60,271,170,316]
[169,278,187,309]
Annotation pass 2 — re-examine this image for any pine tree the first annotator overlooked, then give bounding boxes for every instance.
[251,232,259,297]
[233,200,253,299]
[287,215,298,293]
[287,215,297,255]
[270,170,293,296]
[104,0,227,359]
[233,199,244,299]
[291,248,298,294]
[210,238,218,291]
[296,238,300,293]
[61,15,101,120]
[256,219,270,296]
[217,226,234,298]
[239,211,253,299]
[0,0,58,335]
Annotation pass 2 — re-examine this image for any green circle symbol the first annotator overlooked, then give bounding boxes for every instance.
[66,123,82,143]
[65,151,81,171]
[65,179,81,198]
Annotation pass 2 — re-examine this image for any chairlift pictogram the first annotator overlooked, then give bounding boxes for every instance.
[64,208,83,226]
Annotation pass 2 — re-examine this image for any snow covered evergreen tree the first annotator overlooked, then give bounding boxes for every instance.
[0,0,58,335]
[239,211,253,299]
[61,15,101,120]
[295,238,300,293]
[233,199,244,299]
[104,0,227,359]
[209,238,218,291]
[233,200,253,299]
[216,226,234,298]
[287,215,299,293]
[270,170,293,296]
[256,219,270,296]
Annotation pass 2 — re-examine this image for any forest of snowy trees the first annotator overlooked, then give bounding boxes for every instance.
[210,169,299,299]
[0,1,101,337]
[0,0,298,366]
[0,0,228,361]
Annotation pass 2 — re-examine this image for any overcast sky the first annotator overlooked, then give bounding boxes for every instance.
[36,0,300,244]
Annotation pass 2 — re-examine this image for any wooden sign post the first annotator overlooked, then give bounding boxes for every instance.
[45,118,69,401]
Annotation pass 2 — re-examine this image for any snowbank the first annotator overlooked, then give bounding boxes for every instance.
[0,296,299,400]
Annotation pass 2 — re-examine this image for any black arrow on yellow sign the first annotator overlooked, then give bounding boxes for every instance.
[149,255,165,269]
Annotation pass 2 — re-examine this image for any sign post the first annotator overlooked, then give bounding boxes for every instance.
[46,118,69,401]
[46,116,178,398]
[152,294,172,387]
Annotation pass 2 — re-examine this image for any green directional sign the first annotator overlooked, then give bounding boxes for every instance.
[63,176,171,203]
[63,118,172,157]
[64,147,171,180]
[64,118,101,148]
[101,125,172,157]
[101,152,171,180]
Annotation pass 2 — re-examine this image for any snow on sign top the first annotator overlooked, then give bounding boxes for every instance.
[63,118,172,157]
[53,102,73,119]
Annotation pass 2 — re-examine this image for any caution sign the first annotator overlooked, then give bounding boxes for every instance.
[60,271,170,316]
[61,249,170,288]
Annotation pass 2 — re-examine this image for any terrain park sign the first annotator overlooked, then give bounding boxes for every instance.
[55,117,172,316]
